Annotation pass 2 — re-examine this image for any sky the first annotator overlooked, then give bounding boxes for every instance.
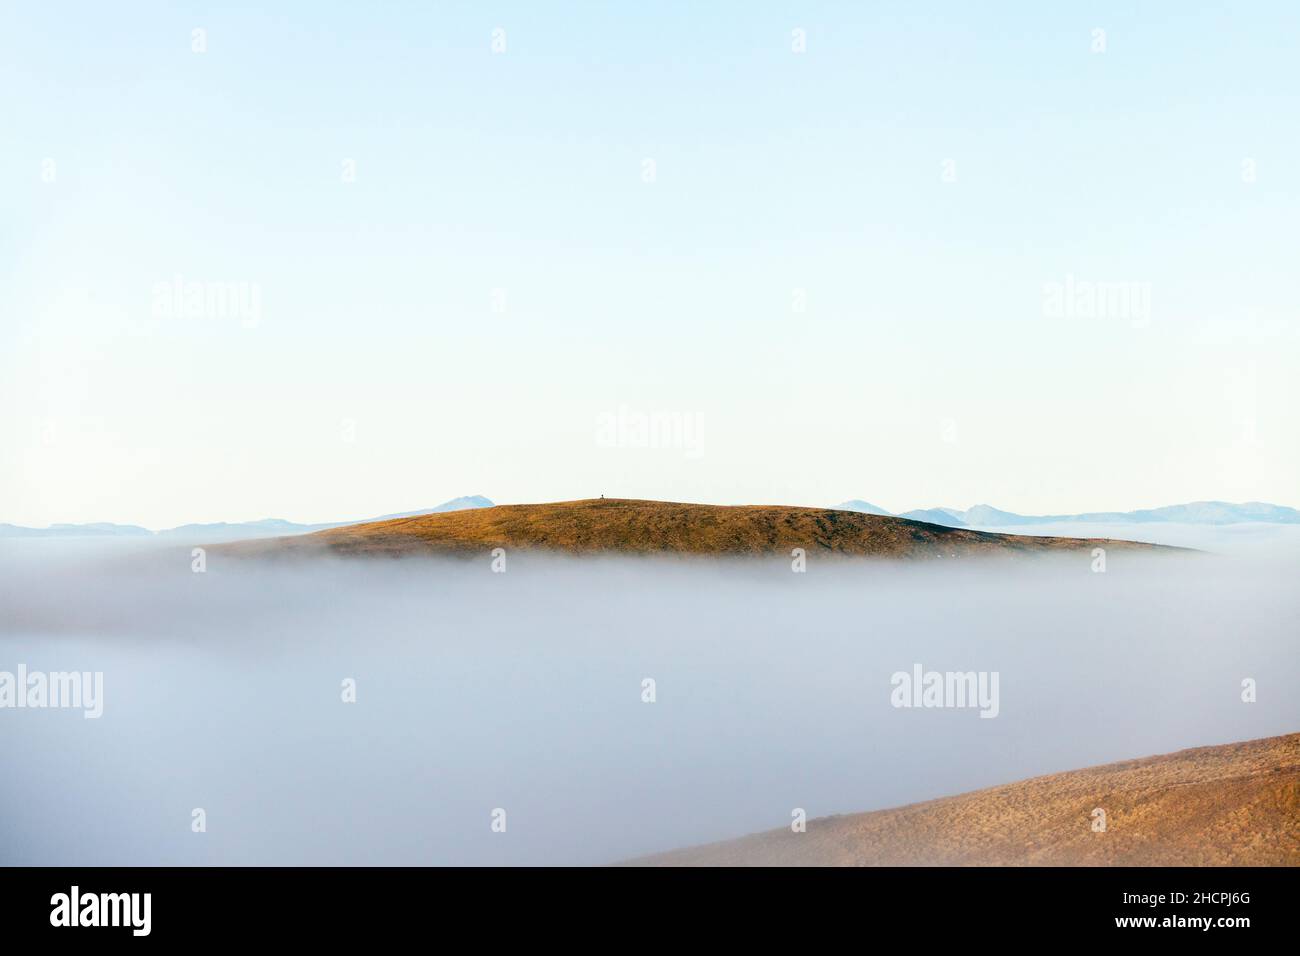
[3,1,1298,527]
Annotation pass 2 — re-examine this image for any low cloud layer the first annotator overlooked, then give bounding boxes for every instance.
[1,530,1297,864]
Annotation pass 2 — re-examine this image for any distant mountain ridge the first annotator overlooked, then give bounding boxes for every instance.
[0,495,495,541]
[835,499,891,517]
[835,499,1300,527]
[899,508,967,526]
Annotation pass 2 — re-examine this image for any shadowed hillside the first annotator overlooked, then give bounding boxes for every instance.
[629,733,1300,866]
[226,498,1178,559]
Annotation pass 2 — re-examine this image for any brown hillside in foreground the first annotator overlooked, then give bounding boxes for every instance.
[630,733,1300,866]
[227,498,1175,559]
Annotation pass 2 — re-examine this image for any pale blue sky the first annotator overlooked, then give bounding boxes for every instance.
[3,2,1298,526]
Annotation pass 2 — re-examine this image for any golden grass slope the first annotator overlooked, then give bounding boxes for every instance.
[228,498,1175,559]
[631,733,1300,866]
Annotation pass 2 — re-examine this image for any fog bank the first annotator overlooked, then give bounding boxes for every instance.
[1,532,1296,864]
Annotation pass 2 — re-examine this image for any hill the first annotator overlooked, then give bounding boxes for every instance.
[226,498,1175,559]
[629,733,1300,866]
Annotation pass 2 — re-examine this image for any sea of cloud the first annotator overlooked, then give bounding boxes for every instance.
[1,526,1296,864]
